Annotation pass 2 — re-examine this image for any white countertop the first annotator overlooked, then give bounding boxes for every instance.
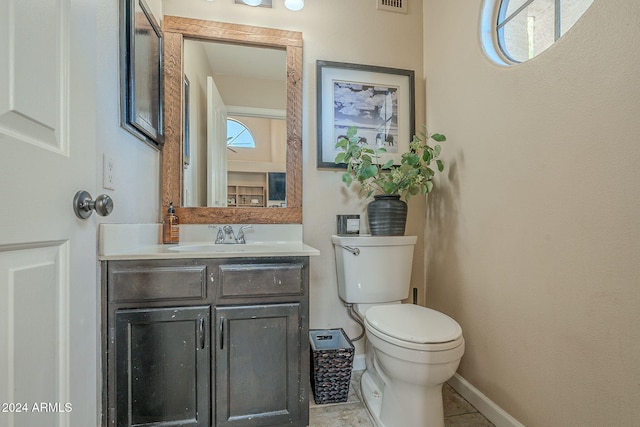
[99,224,320,261]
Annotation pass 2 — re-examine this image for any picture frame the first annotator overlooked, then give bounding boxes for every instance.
[316,60,415,169]
[183,75,190,168]
[120,0,164,147]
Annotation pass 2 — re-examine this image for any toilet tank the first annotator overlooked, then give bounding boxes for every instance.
[332,235,417,303]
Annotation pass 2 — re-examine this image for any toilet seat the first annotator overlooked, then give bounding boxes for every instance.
[365,304,463,351]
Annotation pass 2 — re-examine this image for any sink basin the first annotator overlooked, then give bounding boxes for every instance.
[168,244,248,253]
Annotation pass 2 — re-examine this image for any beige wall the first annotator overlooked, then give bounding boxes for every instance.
[95,0,161,225]
[424,0,640,425]
[163,0,427,352]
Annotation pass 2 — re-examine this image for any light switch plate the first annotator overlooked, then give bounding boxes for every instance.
[103,155,115,190]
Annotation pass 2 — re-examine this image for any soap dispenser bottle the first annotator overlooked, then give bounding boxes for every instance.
[162,202,180,244]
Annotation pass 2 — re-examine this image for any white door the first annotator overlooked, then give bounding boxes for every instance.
[0,0,98,426]
[207,76,228,207]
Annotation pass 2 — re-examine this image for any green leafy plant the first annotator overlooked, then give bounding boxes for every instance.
[335,126,446,201]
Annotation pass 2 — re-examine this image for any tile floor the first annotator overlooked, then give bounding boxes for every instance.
[309,370,495,427]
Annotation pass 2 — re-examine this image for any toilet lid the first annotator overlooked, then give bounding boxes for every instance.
[365,304,462,344]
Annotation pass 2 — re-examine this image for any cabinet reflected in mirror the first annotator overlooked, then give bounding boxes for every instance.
[182,39,287,208]
[162,17,303,224]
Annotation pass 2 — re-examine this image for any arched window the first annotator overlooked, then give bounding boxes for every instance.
[227,118,255,149]
[485,0,594,64]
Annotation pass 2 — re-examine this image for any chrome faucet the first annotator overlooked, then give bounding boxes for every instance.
[214,225,252,244]
[236,225,252,244]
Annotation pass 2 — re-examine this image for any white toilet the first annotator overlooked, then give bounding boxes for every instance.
[332,235,465,427]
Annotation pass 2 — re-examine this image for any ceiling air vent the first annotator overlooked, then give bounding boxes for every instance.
[377,0,407,14]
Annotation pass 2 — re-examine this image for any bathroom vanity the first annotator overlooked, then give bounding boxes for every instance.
[100,224,318,427]
[106,12,312,425]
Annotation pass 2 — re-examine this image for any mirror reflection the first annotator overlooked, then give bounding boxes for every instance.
[162,16,302,224]
[182,39,287,208]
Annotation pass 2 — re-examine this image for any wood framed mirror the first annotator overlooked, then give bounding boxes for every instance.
[162,16,302,224]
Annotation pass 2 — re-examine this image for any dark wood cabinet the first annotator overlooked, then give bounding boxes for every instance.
[115,306,210,427]
[215,304,302,426]
[102,257,309,427]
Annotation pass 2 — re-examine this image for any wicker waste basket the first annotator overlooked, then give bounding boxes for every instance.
[309,328,354,404]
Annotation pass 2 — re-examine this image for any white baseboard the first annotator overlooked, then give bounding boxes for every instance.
[352,354,366,371]
[447,373,525,427]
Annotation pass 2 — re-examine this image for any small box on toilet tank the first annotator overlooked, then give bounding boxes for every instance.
[336,215,360,236]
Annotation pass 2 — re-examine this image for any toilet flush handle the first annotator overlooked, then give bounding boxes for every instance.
[339,245,360,256]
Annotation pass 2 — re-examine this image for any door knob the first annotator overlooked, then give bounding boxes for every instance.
[73,190,114,219]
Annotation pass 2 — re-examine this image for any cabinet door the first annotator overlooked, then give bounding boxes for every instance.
[115,306,210,427]
[215,304,301,427]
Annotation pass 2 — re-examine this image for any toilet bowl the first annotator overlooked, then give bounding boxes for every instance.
[332,235,465,427]
[360,304,464,427]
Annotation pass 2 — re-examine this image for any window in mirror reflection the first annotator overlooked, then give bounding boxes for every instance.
[227,119,256,149]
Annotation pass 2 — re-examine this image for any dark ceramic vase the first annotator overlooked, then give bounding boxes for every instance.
[367,194,407,236]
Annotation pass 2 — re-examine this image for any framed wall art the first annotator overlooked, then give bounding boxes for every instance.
[316,60,415,169]
[120,0,164,147]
